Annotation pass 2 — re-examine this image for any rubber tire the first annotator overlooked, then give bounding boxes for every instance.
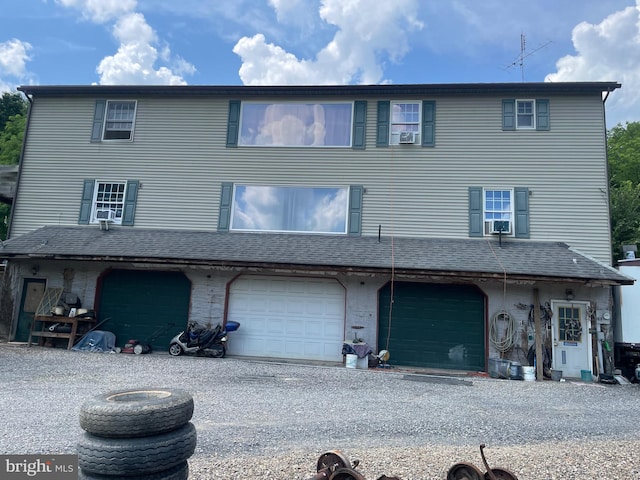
[169,343,183,356]
[79,388,193,438]
[78,422,196,476]
[78,461,189,480]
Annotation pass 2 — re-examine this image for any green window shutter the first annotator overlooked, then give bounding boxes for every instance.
[502,99,515,131]
[536,99,550,131]
[469,187,483,237]
[78,179,95,224]
[91,100,106,142]
[514,187,530,238]
[422,100,435,147]
[218,182,233,232]
[121,180,139,226]
[376,101,390,147]
[348,185,363,236]
[352,101,367,149]
[226,100,241,147]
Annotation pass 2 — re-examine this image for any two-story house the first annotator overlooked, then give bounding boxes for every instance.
[0,82,632,377]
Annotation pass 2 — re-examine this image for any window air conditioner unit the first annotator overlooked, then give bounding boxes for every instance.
[490,220,511,234]
[398,131,416,144]
[95,209,115,222]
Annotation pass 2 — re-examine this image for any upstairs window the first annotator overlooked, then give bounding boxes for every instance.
[516,100,535,129]
[376,100,435,147]
[231,185,349,234]
[104,101,136,140]
[469,186,529,238]
[93,182,126,223]
[91,100,137,142]
[218,183,364,236]
[483,189,513,235]
[79,179,139,226]
[390,101,420,145]
[502,99,549,131]
[238,102,353,147]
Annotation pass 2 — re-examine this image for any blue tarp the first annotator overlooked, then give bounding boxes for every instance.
[72,330,116,353]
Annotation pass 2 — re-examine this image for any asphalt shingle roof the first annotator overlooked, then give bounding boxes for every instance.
[0,226,632,285]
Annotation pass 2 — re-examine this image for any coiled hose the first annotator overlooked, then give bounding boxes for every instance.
[489,310,516,354]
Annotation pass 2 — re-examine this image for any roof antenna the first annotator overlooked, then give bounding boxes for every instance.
[504,33,552,81]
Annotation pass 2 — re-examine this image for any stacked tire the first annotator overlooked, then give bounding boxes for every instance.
[77,388,196,480]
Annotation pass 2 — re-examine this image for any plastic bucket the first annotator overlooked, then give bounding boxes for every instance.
[345,354,357,369]
[581,370,592,382]
[523,366,535,382]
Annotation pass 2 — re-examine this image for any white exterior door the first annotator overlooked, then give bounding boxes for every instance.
[226,276,346,361]
[551,300,592,378]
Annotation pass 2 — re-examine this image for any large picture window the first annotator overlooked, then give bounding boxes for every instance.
[239,103,353,147]
[231,185,349,234]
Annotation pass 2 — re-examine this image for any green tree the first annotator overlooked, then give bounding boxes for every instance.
[0,204,8,240]
[608,121,640,261]
[0,92,27,131]
[0,93,27,240]
[609,180,640,261]
[0,114,26,165]
[608,122,640,187]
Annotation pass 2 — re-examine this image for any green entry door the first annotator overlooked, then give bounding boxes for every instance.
[378,282,486,371]
[99,270,191,351]
[15,278,47,342]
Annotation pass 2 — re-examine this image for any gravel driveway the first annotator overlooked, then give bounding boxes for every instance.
[1,343,639,479]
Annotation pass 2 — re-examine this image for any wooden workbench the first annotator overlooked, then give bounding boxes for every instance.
[28,315,96,350]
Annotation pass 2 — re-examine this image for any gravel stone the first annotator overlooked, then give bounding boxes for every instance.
[1,343,639,479]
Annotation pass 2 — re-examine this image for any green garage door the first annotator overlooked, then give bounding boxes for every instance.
[378,282,485,371]
[99,270,191,351]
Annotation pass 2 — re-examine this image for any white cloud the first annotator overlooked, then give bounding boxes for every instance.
[57,0,195,85]
[233,0,424,85]
[545,2,640,126]
[97,13,190,85]
[55,0,138,24]
[0,39,32,78]
[0,39,33,93]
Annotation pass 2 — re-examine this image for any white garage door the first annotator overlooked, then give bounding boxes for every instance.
[226,276,345,361]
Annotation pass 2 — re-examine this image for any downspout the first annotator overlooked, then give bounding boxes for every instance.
[6,89,33,239]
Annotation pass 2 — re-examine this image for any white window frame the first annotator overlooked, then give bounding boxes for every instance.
[516,99,535,130]
[483,188,514,236]
[238,102,354,147]
[390,101,421,145]
[90,181,127,224]
[103,100,137,141]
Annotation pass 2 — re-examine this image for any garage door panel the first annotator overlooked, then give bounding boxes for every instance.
[99,270,191,352]
[378,282,485,371]
[228,276,345,361]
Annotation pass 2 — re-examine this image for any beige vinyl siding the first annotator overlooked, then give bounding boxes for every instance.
[11,93,613,263]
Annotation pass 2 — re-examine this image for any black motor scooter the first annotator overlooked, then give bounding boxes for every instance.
[168,320,240,358]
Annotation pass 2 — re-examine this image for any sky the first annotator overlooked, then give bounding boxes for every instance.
[1,0,639,127]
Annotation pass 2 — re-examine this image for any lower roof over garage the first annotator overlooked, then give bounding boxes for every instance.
[0,225,633,286]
